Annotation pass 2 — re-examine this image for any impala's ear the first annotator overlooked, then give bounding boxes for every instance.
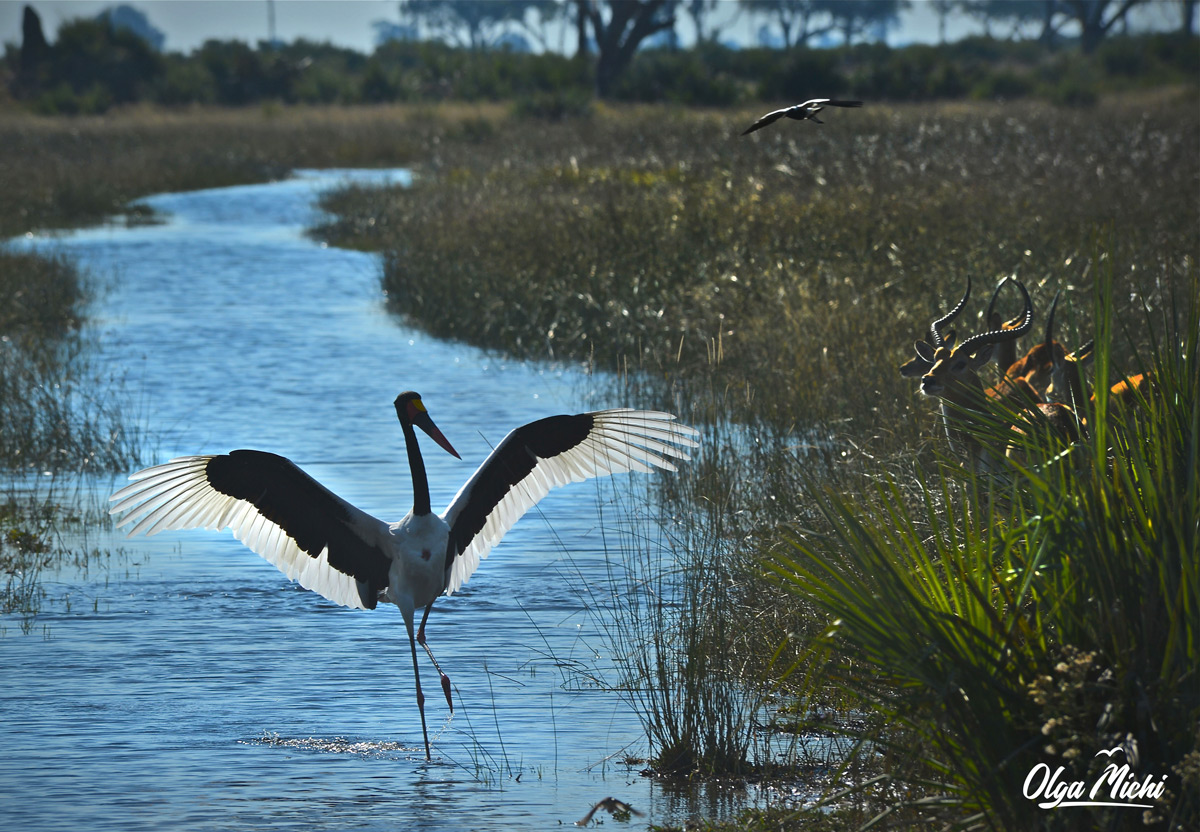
[901,341,936,378]
[943,328,957,348]
[900,355,931,377]
[968,344,995,369]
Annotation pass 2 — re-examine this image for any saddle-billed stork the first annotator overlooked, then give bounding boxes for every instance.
[110,391,699,760]
[740,98,863,135]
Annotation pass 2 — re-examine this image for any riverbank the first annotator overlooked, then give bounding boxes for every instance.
[313,96,1199,828]
[2,99,1196,828]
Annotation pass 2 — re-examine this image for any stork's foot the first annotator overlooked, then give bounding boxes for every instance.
[440,672,453,712]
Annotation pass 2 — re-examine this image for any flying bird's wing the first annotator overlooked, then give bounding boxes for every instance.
[575,803,600,826]
[577,798,643,824]
[110,451,392,610]
[743,100,862,135]
[740,107,790,135]
[440,409,698,595]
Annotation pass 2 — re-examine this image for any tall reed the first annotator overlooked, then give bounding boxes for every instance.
[602,419,766,777]
[0,250,142,472]
[768,260,1198,829]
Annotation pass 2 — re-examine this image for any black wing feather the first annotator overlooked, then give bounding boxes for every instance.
[444,414,592,567]
[206,451,391,607]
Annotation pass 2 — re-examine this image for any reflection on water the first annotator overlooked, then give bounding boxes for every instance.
[0,170,720,830]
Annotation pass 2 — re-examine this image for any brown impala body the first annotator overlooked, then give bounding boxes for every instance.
[994,286,1068,392]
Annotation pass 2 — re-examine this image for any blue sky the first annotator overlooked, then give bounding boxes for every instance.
[0,1,1183,54]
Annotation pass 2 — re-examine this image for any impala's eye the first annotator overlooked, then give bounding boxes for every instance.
[951,359,968,373]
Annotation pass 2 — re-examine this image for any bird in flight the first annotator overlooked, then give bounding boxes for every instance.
[576,797,644,826]
[110,391,698,760]
[741,98,864,135]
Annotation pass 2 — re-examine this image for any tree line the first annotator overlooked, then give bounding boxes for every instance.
[3,1,1196,115]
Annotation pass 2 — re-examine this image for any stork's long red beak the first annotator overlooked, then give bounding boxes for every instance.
[410,404,461,459]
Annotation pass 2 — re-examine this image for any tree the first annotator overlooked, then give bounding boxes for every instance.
[812,0,909,45]
[398,0,542,50]
[738,0,835,48]
[682,0,729,43]
[1061,0,1148,52]
[50,15,165,105]
[20,5,49,75]
[961,0,1056,39]
[931,0,960,43]
[506,0,567,52]
[577,0,677,96]
[99,5,166,51]
[1182,0,1198,35]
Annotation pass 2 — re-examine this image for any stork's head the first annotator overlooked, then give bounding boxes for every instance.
[394,391,461,459]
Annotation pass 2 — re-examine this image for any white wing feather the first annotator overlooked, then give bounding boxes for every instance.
[109,456,383,610]
[440,409,698,595]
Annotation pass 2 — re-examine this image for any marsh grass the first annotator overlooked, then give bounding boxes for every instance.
[0,472,126,635]
[0,103,509,238]
[767,263,1199,829]
[314,97,1198,821]
[0,249,142,472]
[316,95,1197,448]
[602,435,765,777]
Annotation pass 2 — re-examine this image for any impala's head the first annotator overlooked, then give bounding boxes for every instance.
[906,279,1034,402]
[1005,290,1068,387]
[899,276,971,379]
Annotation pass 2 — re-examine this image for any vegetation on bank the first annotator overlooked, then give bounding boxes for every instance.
[0,251,139,626]
[0,250,139,472]
[0,103,500,238]
[0,85,1194,825]
[3,7,1196,115]
[316,98,1198,828]
[316,94,1196,439]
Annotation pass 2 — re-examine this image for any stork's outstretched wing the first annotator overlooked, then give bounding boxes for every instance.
[440,409,698,594]
[110,451,392,609]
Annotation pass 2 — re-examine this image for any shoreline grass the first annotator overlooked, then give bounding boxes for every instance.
[1,98,1195,826]
[0,102,512,238]
[315,95,1197,441]
[313,97,1198,826]
[0,250,142,473]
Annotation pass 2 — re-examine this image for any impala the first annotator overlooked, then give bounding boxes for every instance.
[1006,354,1087,466]
[990,280,1067,392]
[901,277,1038,470]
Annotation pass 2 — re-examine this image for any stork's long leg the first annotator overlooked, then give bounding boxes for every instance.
[401,606,432,760]
[417,601,453,712]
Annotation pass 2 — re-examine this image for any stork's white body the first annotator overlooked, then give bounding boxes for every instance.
[385,512,449,614]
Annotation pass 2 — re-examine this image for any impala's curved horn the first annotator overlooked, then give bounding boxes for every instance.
[955,279,1033,358]
[929,276,971,348]
[985,276,1010,330]
[1044,290,1061,350]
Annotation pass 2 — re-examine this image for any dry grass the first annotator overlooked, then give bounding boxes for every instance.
[0,102,510,237]
[317,93,1197,449]
[312,96,1199,809]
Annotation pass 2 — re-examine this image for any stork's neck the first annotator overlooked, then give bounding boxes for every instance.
[402,418,432,516]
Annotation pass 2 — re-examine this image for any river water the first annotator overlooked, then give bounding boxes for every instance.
[0,170,735,830]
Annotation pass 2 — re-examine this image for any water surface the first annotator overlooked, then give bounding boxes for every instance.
[0,170,729,830]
